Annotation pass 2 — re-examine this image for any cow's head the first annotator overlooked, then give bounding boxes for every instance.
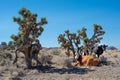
[100,44,108,51]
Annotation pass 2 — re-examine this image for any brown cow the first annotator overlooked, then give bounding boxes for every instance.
[74,52,99,66]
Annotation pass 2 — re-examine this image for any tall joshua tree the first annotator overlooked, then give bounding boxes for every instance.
[58,24,105,59]
[11,8,47,45]
[11,8,47,68]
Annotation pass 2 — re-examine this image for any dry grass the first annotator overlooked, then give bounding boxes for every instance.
[0,49,120,80]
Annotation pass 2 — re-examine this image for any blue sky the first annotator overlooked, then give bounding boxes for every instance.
[0,0,120,49]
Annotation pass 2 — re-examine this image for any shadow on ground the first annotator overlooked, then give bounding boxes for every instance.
[31,65,95,75]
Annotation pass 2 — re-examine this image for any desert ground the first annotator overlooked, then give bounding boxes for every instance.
[0,48,120,80]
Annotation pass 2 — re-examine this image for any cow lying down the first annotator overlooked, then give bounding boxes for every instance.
[74,52,100,66]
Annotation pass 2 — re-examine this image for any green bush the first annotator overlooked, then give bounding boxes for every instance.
[51,50,61,55]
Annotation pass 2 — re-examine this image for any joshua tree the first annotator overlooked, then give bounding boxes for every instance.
[58,30,81,60]
[11,8,47,68]
[58,24,105,59]
[8,41,15,49]
[1,42,7,49]
[79,24,105,55]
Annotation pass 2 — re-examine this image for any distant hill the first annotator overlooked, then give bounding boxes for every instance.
[107,46,118,50]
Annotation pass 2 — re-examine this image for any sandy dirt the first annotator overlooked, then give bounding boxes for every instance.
[0,48,120,80]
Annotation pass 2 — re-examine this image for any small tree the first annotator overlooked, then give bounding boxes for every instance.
[8,41,15,49]
[78,24,105,55]
[58,24,105,59]
[11,8,47,68]
[58,30,81,59]
[1,42,7,49]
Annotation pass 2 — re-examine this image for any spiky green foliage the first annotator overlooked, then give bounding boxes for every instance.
[90,24,105,44]
[58,24,105,58]
[8,41,14,49]
[79,24,105,54]
[1,42,7,46]
[0,42,7,49]
[11,8,47,45]
[10,8,47,68]
[58,30,81,57]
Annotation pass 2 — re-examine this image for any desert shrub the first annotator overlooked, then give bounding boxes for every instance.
[0,58,10,66]
[99,56,107,63]
[0,42,7,50]
[7,41,15,50]
[0,56,4,62]
[64,76,70,80]
[63,59,73,68]
[99,56,111,66]
[51,49,61,55]
[0,52,13,66]
[17,71,26,77]
[113,54,118,58]
[39,54,53,66]
[0,52,12,60]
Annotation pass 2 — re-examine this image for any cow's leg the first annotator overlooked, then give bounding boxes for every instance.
[84,57,92,66]
[74,61,80,66]
[97,54,100,58]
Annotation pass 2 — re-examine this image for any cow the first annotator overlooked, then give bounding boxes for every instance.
[74,52,100,66]
[93,44,108,58]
